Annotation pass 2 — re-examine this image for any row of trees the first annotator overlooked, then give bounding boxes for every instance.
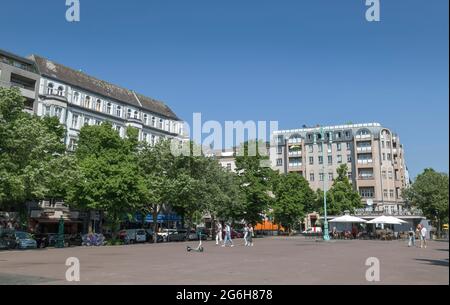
[1,87,447,237]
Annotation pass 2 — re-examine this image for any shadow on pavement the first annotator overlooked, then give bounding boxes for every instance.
[415,258,449,267]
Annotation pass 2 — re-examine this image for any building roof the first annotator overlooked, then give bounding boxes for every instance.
[30,55,180,121]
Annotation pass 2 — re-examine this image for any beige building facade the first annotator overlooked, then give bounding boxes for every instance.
[270,123,410,213]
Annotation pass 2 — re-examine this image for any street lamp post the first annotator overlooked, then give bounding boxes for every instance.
[315,127,331,241]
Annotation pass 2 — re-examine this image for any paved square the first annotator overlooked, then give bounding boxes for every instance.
[0,237,448,285]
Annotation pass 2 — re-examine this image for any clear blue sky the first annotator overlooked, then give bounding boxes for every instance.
[1,0,448,178]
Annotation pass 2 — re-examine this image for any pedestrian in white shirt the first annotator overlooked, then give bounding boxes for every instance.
[215,222,223,245]
[420,225,428,249]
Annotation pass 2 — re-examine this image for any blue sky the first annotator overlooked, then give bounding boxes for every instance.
[0,0,448,178]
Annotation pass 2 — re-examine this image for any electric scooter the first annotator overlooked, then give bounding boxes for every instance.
[187,232,204,252]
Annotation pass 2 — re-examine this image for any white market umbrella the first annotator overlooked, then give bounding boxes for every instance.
[367,215,403,225]
[386,216,407,224]
[329,215,367,223]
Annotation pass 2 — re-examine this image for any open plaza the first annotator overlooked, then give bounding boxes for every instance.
[0,236,448,285]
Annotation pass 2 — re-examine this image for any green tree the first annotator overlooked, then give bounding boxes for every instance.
[403,168,449,237]
[67,123,146,236]
[0,88,66,214]
[235,140,276,225]
[273,173,316,234]
[315,164,362,215]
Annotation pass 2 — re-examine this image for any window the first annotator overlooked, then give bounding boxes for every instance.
[347,172,352,180]
[327,143,332,153]
[328,156,332,164]
[309,157,314,165]
[386,141,391,148]
[336,132,342,139]
[47,83,54,95]
[84,116,90,126]
[382,141,385,149]
[226,163,232,171]
[318,156,323,164]
[106,103,112,115]
[116,126,122,136]
[384,189,388,198]
[54,107,62,119]
[277,135,284,144]
[389,189,394,198]
[96,99,102,111]
[359,187,375,198]
[328,173,333,181]
[387,153,392,161]
[116,106,122,117]
[382,170,387,179]
[134,111,139,119]
[95,120,102,126]
[71,114,79,129]
[277,146,283,154]
[68,138,77,151]
[337,143,342,151]
[346,142,351,150]
[144,114,148,125]
[44,105,51,116]
[57,86,64,96]
[84,96,91,109]
[276,159,283,166]
[345,131,350,138]
[308,145,313,153]
[310,173,315,182]
[151,135,156,145]
[319,173,324,181]
[143,132,148,142]
[347,154,352,163]
[318,145,323,153]
[337,155,342,163]
[127,109,132,119]
[382,153,386,161]
[152,116,156,127]
[388,170,393,179]
[159,119,163,129]
[73,92,80,104]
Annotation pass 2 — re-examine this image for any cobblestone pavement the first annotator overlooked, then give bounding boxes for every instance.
[0,237,448,285]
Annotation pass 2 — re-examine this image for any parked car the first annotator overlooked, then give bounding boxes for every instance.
[157,229,177,242]
[119,229,147,244]
[145,229,163,243]
[187,229,208,241]
[167,229,187,242]
[15,231,37,249]
[0,229,17,250]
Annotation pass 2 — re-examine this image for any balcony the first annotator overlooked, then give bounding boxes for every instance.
[356,146,372,153]
[358,175,374,180]
[355,134,371,140]
[288,151,302,157]
[357,159,373,165]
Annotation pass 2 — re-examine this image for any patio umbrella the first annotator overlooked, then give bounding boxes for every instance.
[367,215,403,225]
[329,215,367,223]
[386,216,407,224]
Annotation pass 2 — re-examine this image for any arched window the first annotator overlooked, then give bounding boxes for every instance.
[143,114,148,125]
[73,92,80,104]
[159,118,163,129]
[116,106,122,117]
[57,86,64,96]
[127,109,132,119]
[106,102,112,114]
[134,111,139,119]
[152,116,156,127]
[96,99,102,112]
[47,83,54,95]
[84,96,91,108]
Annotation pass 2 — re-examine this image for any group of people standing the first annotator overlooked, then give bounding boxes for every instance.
[215,222,254,247]
[408,224,427,248]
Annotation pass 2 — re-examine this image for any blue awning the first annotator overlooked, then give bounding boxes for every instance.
[134,213,182,223]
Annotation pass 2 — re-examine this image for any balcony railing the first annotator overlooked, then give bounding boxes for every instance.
[358,175,374,180]
[356,146,372,152]
[357,159,373,165]
[288,151,302,156]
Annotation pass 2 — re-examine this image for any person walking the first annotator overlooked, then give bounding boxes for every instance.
[408,227,416,247]
[420,224,428,249]
[222,223,234,247]
[247,224,254,247]
[215,222,223,245]
[243,224,249,246]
